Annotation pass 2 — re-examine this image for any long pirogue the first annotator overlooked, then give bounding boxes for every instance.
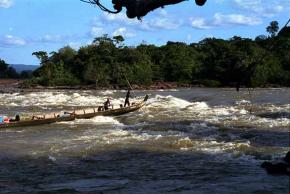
[0,95,148,129]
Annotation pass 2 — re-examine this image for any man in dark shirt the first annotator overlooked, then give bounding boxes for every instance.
[124,89,131,107]
[104,98,111,110]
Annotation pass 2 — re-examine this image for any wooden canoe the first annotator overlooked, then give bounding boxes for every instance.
[0,95,148,129]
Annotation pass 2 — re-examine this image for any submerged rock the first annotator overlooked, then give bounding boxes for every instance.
[261,151,290,176]
[261,162,290,175]
[284,151,290,163]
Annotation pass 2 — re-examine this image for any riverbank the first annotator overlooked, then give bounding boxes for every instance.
[43,82,194,90]
[0,79,284,93]
[0,79,23,93]
[0,79,199,92]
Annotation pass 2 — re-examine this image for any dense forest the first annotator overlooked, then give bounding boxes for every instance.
[0,59,33,79]
[3,21,290,88]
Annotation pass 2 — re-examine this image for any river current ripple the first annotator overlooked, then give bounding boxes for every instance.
[0,88,289,193]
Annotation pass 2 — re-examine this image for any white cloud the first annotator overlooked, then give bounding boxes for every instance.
[88,17,106,37]
[29,34,84,46]
[0,0,13,8]
[234,0,261,10]
[68,42,82,50]
[112,27,136,38]
[213,13,262,26]
[101,12,146,30]
[234,0,287,17]
[0,35,26,47]
[159,9,168,16]
[40,35,65,42]
[189,13,262,30]
[87,11,183,41]
[36,34,81,44]
[147,17,182,30]
[101,11,182,31]
[103,13,140,26]
[90,26,104,37]
[142,10,183,30]
[190,18,211,29]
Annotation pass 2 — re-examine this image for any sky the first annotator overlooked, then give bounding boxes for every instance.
[0,0,289,65]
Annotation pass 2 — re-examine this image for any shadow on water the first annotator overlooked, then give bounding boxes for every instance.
[257,111,290,119]
[0,148,288,194]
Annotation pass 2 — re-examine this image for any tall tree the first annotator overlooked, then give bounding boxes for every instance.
[266,21,279,37]
[0,59,19,78]
[0,59,8,78]
[32,51,48,64]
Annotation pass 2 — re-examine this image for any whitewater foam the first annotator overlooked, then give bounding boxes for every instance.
[62,116,124,127]
[0,91,142,107]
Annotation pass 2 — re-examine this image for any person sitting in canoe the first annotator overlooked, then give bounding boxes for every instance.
[0,116,10,124]
[57,111,76,118]
[64,111,76,116]
[32,115,45,120]
[9,115,20,122]
[104,98,112,110]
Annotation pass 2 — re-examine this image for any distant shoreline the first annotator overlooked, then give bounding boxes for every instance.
[0,79,198,92]
[0,79,285,93]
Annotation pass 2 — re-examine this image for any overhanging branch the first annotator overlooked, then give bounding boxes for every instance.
[81,0,207,19]
[80,0,121,14]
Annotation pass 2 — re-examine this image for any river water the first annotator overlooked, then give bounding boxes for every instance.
[0,88,289,193]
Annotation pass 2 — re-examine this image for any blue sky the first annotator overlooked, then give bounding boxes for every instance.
[0,0,289,65]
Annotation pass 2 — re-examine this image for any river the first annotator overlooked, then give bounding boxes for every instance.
[0,88,289,193]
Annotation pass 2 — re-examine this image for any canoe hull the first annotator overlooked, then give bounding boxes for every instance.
[0,95,148,129]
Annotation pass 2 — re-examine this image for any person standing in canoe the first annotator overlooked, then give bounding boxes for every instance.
[124,89,132,107]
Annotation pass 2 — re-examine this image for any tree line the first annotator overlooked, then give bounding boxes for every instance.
[0,59,33,79]
[13,21,290,87]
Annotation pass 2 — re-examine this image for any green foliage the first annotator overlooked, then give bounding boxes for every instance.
[0,59,19,79]
[32,51,48,64]
[200,79,221,87]
[160,42,197,83]
[266,21,279,37]
[20,71,33,79]
[27,24,290,88]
